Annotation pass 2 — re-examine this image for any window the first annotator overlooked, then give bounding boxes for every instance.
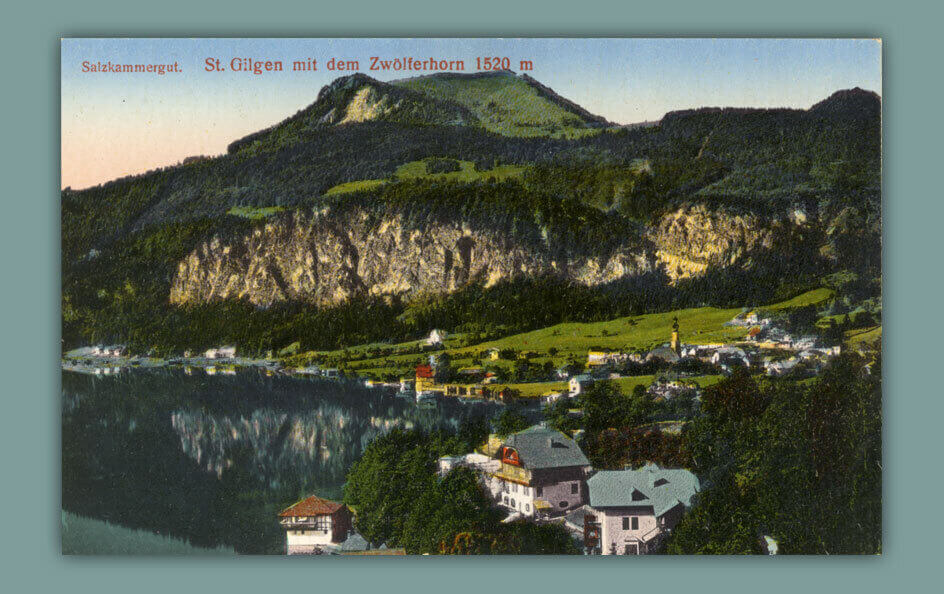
[570,483,579,494]
[536,487,543,497]
[315,516,331,531]
[632,517,639,530]
[525,504,530,512]
[510,499,516,507]
[559,501,568,509]
[622,517,629,530]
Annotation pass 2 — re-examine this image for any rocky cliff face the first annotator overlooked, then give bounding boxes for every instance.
[648,204,810,281]
[170,207,657,307]
[169,204,810,307]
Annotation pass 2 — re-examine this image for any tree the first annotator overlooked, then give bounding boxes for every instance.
[668,355,881,555]
[401,467,495,554]
[581,380,652,434]
[493,406,531,437]
[343,429,437,546]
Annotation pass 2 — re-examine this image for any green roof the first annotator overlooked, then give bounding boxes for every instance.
[587,463,700,517]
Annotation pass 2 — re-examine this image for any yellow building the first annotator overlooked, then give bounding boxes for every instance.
[415,364,437,392]
[587,350,610,367]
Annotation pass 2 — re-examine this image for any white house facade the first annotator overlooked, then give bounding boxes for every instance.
[279,495,352,555]
[492,426,592,518]
[586,463,699,555]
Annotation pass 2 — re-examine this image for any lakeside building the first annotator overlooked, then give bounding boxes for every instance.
[585,463,699,555]
[205,345,236,359]
[415,364,436,393]
[492,426,592,518]
[278,495,353,555]
[91,345,127,357]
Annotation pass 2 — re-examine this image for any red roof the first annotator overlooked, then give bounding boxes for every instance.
[416,364,434,379]
[279,495,344,517]
[748,327,762,337]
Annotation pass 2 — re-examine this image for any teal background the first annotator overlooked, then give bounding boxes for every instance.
[1,0,936,591]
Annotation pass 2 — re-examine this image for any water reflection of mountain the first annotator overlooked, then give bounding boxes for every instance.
[62,368,499,552]
[170,401,457,491]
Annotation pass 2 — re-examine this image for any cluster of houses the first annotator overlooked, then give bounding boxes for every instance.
[295,365,341,379]
[89,345,127,357]
[438,425,700,555]
[203,345,237,359]
[579,315,842,379]
[762,345,843,377]
[277,425,701,556]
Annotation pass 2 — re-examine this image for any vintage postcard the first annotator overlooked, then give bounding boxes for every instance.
[60,38,882,555]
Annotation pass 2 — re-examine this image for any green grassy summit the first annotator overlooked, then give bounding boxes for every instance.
[393,71,611,138]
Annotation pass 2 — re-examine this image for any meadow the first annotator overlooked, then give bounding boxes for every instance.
[324,158,526,196]
[291,288,836,386]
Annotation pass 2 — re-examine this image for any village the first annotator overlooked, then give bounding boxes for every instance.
[271,309,858,556]
[61,300,851,398]
[61,296,874,556]
[383,309,847,407]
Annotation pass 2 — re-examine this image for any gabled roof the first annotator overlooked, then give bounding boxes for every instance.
[340,532,370,551]
[415,364,434,378]
[502,425,590,470]
[648,346,680,363]
[587,463,700,517]
[279,495,344,517]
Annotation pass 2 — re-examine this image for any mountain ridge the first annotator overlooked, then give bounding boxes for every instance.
[61,74,882,353]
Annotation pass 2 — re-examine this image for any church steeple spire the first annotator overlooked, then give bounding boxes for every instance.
[671,316,680,355]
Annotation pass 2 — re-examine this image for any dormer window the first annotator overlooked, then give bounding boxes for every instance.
[631,489,648,501]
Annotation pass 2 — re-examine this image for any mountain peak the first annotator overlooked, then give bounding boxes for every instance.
[393,70,611,136]
[809,87,881,119]
[228,74,478,153]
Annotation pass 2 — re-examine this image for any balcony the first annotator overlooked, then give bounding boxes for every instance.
[280,519,331,531]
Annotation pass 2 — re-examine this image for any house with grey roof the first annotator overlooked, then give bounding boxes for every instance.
[493,425,592,518]
[569,374,595,396]
[586,463,699,555]
[647,345,681,364]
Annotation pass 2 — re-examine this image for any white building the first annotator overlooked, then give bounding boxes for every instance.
[438,453,501,479]
[425,329,447,347]
[492,426,592,518]
[278,495,353,555]
[569,374,595,397]
[586,463,700,555]
[711,346,750,368]
[205,345,236,359]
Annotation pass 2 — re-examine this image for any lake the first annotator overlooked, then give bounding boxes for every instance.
[61,368,504,554]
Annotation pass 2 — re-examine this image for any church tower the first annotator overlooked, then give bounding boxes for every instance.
[670,316,681,356]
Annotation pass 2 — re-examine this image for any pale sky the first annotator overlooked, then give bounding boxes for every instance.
[61,38,881,190]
